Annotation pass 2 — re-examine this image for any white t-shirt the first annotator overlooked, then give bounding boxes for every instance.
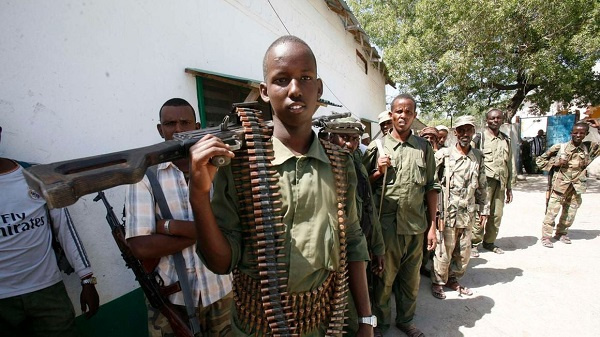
[0,164,92,298]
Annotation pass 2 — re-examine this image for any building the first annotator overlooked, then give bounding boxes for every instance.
[0,1,391,335]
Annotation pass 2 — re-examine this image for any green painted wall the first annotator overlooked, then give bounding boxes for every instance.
[75,288,147,337]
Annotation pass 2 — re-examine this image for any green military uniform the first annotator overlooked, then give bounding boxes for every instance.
[207,135,369,336]
[472,128,513,246]
[432,146,489,285]
[536,140,600,238]
[363,132,439,332]
[346,150,385,335]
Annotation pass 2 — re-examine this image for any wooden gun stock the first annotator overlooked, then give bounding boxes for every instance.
[23,127,241,209]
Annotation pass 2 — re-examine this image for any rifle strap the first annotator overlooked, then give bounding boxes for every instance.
[375,138,387,219]
[442,152,453,227]
[145,167,201,335]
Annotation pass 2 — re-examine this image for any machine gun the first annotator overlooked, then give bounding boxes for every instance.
[23,104,351,209]
[93,191,195,337]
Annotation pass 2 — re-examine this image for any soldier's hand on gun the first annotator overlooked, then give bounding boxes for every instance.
[479,215,489,229]
[586,118,599,129]
[188,135,235,194]
[371,255,385,277]
[376,155,391,174]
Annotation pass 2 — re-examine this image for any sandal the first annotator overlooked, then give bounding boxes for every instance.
[397,324,426,337]
[470,245,480,257]
[444,280,473,296]
[482,242,504,254]
[541,237,554,248]
[374,327,384,337]
[554,234,571,244]
[431,284,446,300]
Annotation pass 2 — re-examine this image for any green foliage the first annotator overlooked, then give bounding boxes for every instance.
[349,0,600,121]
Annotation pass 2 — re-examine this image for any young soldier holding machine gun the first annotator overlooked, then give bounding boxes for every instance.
[20,36,374,337]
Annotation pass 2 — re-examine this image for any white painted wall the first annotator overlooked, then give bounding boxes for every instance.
[0,0,387,312]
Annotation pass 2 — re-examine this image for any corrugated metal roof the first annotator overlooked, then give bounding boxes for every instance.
[324,0,394,87]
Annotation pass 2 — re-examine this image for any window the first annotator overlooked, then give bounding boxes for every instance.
[185,68,271,128]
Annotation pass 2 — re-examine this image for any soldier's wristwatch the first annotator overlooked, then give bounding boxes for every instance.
[358,315,377,327]
[81,277,97,286]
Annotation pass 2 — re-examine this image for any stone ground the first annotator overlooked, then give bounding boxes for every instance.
[384,174,600,337]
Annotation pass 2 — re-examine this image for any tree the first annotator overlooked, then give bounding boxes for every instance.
[348,0,600,121]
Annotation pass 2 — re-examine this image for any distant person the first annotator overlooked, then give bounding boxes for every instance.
[470,109,513,256]
[419,127,440,152]
[431,116,488,299]
[126,98,233,336]
[436,125,449,148]
[0,126,99,337]
[360,132,371,154]
[536,121,600,248]
[531,129,546,173]
[378,110,393,136]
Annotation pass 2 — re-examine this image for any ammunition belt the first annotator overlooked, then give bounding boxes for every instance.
[230,107,350,336]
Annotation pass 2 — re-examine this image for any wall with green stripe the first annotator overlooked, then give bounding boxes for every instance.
[75,288,147,337]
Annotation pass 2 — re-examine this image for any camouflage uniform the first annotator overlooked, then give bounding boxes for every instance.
[536,141,600,238]
[471,128,512,246]
[432,146,489,285]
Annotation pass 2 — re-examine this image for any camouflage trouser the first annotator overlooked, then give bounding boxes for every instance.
[472,178,505,246]
[542,189,582,238]
[432,227,472,285]
[147,292,233,337]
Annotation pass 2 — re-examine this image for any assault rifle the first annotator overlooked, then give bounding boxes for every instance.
[93,191,195,337]
[23,104,350,209]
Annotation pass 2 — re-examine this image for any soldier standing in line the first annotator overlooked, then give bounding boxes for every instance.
[471,109,513,257]
[377,110,393,136]
[417,126,440,277]
[430,116,489,299]
[363,94,439,337]
[536,121,600,248]
[323,116,385,335]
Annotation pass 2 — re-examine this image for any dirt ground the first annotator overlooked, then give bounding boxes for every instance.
[384,174,600,337]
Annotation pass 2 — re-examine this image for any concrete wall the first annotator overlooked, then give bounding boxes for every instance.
[0,0,387,316]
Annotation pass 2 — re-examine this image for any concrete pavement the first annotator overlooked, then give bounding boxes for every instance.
[384,174,600,337]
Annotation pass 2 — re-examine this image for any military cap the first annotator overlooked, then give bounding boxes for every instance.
[419,126,439,138]
[435,125,449,132]
[323,116,363,134]
[378,110,391,125]
[454,115,476,129]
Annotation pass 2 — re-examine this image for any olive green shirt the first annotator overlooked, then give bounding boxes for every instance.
[536,140,600,194]
[478,128,513,189]
[352,151,385,256]
[363,133,440,235]
[435,146,489,228]
[208,134,369,293]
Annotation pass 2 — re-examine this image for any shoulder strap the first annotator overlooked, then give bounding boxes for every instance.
[145,166,172,218]
[144,166,201,334]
